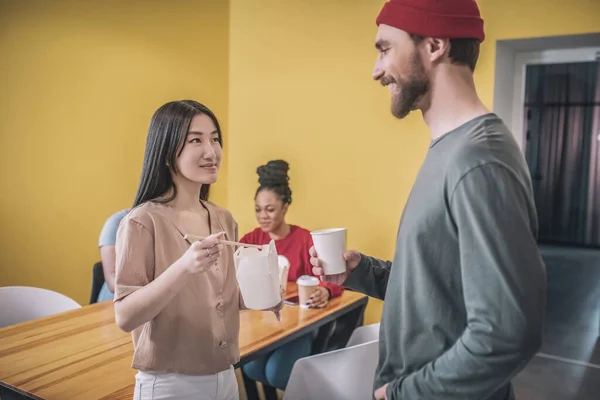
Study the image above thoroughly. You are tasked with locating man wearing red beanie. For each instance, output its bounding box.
[311,1,546,399]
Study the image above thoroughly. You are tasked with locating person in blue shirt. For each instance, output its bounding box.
[97,209,129,302]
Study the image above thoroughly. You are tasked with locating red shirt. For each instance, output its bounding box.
[239,225,343,298]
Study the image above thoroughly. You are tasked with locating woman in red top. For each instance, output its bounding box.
[240,160,343,396]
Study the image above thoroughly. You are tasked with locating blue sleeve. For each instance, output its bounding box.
[98,209,129,247]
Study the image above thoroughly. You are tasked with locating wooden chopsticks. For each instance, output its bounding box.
[183,234,263,249]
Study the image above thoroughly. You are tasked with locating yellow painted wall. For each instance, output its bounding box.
[227,0,600,325]
[0,0,229,304]
[1,0,598,320]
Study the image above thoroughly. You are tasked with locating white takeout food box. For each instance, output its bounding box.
[234,240,282,310]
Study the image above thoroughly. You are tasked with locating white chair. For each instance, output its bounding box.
[284,340,379,400]
[346,322,381,347]
[0,286,81,328]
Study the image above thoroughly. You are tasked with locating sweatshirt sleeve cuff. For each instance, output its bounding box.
[318,281,343,298]
[343,253,370,290]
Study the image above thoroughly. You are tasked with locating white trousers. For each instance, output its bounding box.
[133,366,239,400]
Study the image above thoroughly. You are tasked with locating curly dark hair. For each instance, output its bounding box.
[255,159,292,205]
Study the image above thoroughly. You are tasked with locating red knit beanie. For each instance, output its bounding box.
[376,0,485,42]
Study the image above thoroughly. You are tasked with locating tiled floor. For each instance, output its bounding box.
[512,356,600,400]
[512,245,600,399]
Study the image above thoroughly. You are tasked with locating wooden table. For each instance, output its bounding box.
[0,284,367,399]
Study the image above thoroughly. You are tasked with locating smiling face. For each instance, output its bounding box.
[254,189,289,233]
[174,113,222,186]
[372,24,431,119]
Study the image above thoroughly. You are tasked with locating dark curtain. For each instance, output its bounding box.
[524,61,600,247]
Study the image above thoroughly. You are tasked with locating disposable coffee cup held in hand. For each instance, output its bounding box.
[297,275,320,308]
[310,228,347,275]
[234,240,282,310]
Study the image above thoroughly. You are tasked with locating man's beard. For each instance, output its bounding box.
[381,52,430,119]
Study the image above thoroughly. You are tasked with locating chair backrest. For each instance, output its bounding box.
[0,286,81,328]
[90,261,105,304]
[346,322,381,347]
[284,340,379,400]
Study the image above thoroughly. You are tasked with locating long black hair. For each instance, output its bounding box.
[255,160,292,205]
[132,100,223,208]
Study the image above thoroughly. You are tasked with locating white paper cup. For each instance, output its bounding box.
[310,228,347,275]
[297,275,320,308]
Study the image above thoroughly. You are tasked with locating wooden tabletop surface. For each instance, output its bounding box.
[0,283,367,400]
